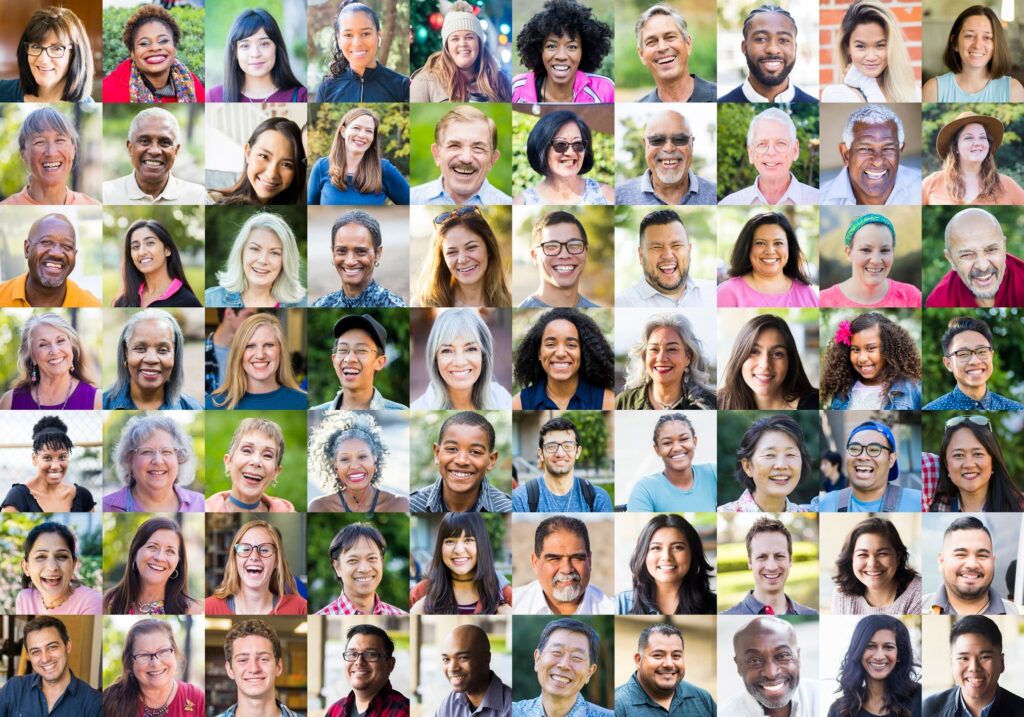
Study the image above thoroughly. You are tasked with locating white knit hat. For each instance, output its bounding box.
[442,2,485,43]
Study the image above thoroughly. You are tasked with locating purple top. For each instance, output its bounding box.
[11,382,98,410]
[207,85,308,102]
[102,484,205,512]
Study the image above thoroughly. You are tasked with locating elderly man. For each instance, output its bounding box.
[0,213,100,307]
[925,317,1024,410]
[513,618,611,717]
[722,518,817,615]
[925,517,1019,615]
[720,108,818,205]
[513,516,615,615]
[437,625,511,717]
[616,110,717,205]
[312,314,407,410]
[326,625,410,717]
[216,619,302,717]
[719,5,816,103]
[410,106,511,204]
[519,211,598,308]
[102,108,208,204]
[723,616,818,717]
[317,523,407,615]
[821,104,921,205]
[614,624,715,717]
[927,208,1024,308]
[635,6,717,102]
[511,417,612,512]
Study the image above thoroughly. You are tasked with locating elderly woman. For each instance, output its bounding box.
[831,517,921,615]
[103,309,201,410]
[717,414,813,512]
[820,214,922,308]
[206,520,306,614]
[206,418,295,512]
[308,411,409,512]
[0,7,94,102]
[102,414,205,512]
[1,107,99,206]
[2,416,95,513]
[512,0,614,103]
[312,210,407,308]
[415,207,511,307]
[930,415,1024,512]
[315,0,410,101]
[615,313,716,410]
[17,521,101,614]
[718,314,819,409]
[0,313,100,410]
[512,308,615,409]
[102,5,205,102]
[922,112,1024,205]
[718,212,818,308]
[206,212,306,308]
[103,521,197,614]
[514,110,614,205]
[209,117,306,205]
[113,220,200,308]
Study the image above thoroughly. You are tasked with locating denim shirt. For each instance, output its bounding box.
[103,382,202,410]
[205,285,306,308]
[829,377,922,410]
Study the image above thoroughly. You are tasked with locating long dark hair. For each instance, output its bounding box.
[934,421,1024,512]
[835,615,919,717]
[21,521,81,590]
[833,517,918,598]
[113,220,196,307]
[223,9,305,102]
[728,212,811,285]
[628,514,714,615]
[214,117,306,205]
[102,619,182,717]
[423,513,501,614]
[102,517,194,615]
[718,314,818,409]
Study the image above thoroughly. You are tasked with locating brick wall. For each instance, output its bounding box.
[819,0,923,85]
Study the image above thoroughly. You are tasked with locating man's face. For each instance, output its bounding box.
[332,536,383,601]
[644,113,693,187]
[531,222,588,293]
[638,14,692,85]
[537,428,581,478]
[839,121,902,205]
[940,529,995,602]
[742,13,796,88]
[942,330,993,393]
[332,223,379,295]
[25,216,76,290]
[531,529,591,609]
[534,629,596,700]
[952,633,1003,706]
[433,423,497,500]
[225,308,257,333]
[226,635,282,700]
[333,328,386,392]
[430,119,499,203]
[734,623,801,710]
[748,531,791,596]
[635,632,685,699]
[748,120,798,182]
[639,221,690,293]
[944,218,1007,303]
[344,633,394,696]
[440,627,491,695]
[25,627,70,685]
[127,114,180,186]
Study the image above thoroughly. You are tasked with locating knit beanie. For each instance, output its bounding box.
[442,1,485,44]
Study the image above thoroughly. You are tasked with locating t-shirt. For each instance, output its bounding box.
[848,381,885,409]
[819,280,922,308]
[206,386,307,410]
[717,277,819,307]
[816,487,923,512]
[511,476,612,512]
[627,465,717,512]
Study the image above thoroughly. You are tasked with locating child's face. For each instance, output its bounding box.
[849,325,886,385]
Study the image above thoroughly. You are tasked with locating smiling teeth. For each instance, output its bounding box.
[865,170,888,179]
[554,265,575,273]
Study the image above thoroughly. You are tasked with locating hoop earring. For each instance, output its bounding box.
[170,569,179,580]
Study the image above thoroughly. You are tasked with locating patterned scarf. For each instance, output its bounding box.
[129,58,197,103]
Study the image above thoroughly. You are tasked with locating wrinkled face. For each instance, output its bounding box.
[242,325,281,384]
[636,632,685,697]
[337,10,381,74]
[433,423,497,500]
[244,130,297,203]
[225,432,282,504]
[749,224,789,280]
[130,631,177,690]
[945,428,993,502]
[538,428,581,477]
[243,228,284,292]
[333,223,379,294]
[644,326,690,389]
[430,119,498,203]
[852,532,898,595]
[644,527,689,586]
[748,120,798,181]
[945,223,1007,302]
[131,429,180,496]
[130,227,171,278]
[29,324,74,381]
[333,328,385,391]
[531,222,587,292]
[22,532,76,603]
[640,221,690,293]
[128,115,179,186]
[748,530,791,594]
[943,330,993,393]
[741,327,789,402]
[539,319,580,383]
[442,225,489,291]
[25,627,70,685]
[644,113,693,186]
[226,635,281,699]
[333,536,383,600]
[638,14,692,84]
[845,429,895,495]
[861,629,898,683]
[130,21,177,79]
[32,444,69,487]
[126,319,175,393]
[233,525,277,593]
[956,14,995,70]
[333,437,377,494]
[343,114,376,155]
[441,629,490,694]
[742,430,802,502]
[344,633,393,694]
[236,28,277,79]
[435,331,483,393]
[955,123,991,164]
[541,32,581,84]
[533,629,596,699]
[849,325,886,386]
[654,419,696,474]
[23,128,74,192]
[845,223,893,288]
[940,528,994,602]
[531,529,591,607]
[25,217,76,290]
[446,30,480,70]
[848,22,887,78]
[546,121,586,180]
[441,530,478,578]
[134,528,181,589]
[840,121,902,205]
[735,623,801,710]
[952,633,1003,705]
[742,13,796,88]
[26,31,72,91]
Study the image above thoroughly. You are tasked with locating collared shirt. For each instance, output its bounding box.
[614,673,715,717]
[325,681,409,717]
[717,489,811,513]
[924,584,1019,615]
[722,679,818,717]
[820,165,922,205]
[616,275,716,308]
[316,591,407,616]
[719,174,820,205]
[436,672,511,717]
[615,170,717,206]
[513,693,612,717]
[513,580,615,615]
[740,77,797,103]
[720,590,818,615]
[311,387,408,411]
[410,177,512,205]
[102,484,205,512]
[312,281,407,308]
[957,688,995,717]
[0,273,101,308]
[102,172,210,205]
[216,701,304,717]
[924,385,1024,410]
[0,671,101,717]
[408,477,512,513]
[102,382,202,410]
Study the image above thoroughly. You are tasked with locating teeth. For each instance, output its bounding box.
[553,265,575,273]
[449,470,473,478]
[452,167,476,175]
[865,170,888,179]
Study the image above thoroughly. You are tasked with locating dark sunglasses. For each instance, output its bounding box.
[550,139,587,155]
[434,207,481,225]
[646,133,692,148]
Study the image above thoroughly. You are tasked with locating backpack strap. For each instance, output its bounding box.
[882,484,904,512]
[527,478,540,512]
[836,488,853,512]
[580,479,596,511]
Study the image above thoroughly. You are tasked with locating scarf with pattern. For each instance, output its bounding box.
[129,58,197,103]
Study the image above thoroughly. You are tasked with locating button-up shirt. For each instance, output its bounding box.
[739,78,794,102]
[717,489,811,513]
[312,281,407,308]
[436,672,511,717]
[316,591,407,616]
[615,170,717,206]
[957,688,994,717]
[216,701,304,717]
[410,177,512,205]
[513,580,615,615]
[719,174,820,205]
[614,673,715,717]
[325,681,409,717]
[720,590,818,615]
[924,385,1024,410]
[0,672,101,717]
[513,693,612,717]
[615,275,716,308]
[408,477,512,513]
[311,387,408,411]
[820,164,922,205]
[102,172,210,205]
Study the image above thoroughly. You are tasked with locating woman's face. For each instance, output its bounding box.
[236,27,277,80]
[29,324,74,381]
[538,318,580,383]
[243,228,284,292]
[945,427,993,501]
[225,431,282,503]
[540,32,581,84]
[131,430,180,496]
[956,123,991,165]
[441,530,478,578]
[32,443,69,487]
[436,332,483,393]
[129,630,177,691]
[129,228,171,278]
[644,326,691,389]
[134,528,181,589]
[234,525,276,593]
[742,430,802,501]
[333,437,376,493]
[244,130,297,203]
[861,629,898,683]
[446,30,480,71]
[845,224,893,289]
[955,14,994,70]
[23,128,74,192]
[741,327,789,401]
[332,223,378,295]
[749,224,789,280]
[22,532,76,603]
[545,121,586,180]
[851,532,897,595]
[849,325,886,386]
[126,319,175,393]
[336,10,380,74]
[847,21,888,78]
[130,21,177,79]
[644,526,690,587]
[654,420,696,474]
[242,325,281,385]
[343,114,376,155]
[442,225,489,292]
[26,30,72,92]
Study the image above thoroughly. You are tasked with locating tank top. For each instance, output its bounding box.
[936,72,1010,101]
[11,382,98,410]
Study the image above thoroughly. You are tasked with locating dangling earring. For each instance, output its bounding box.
[30,362,39,384]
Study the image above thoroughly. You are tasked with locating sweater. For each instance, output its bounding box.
[831,574,922,615]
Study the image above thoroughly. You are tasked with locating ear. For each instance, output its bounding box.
[433,443,441,464]
[486,450,498,471]
[887,451,897,469]
[21,559,29,577]
[431,143,441,167]
[225,660,236,681]
[223,453,232,473]
[844,244,852,260]
[634,651,642,668]
[839,143,850,166]
[24,239,30,259]
[244,143,252,163]
[942,356,953,373]
[372,352,387,372]
[490,149,501,165]
[944,249,954,268]
[741,457,753,477]
[275,659,284,678]
[530,551,539,573]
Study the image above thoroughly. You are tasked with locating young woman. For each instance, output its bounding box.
[930,415,1024,512]
[209,9,307,102]
[409,513,511,615]
[0,7,94,102]
[827,615,921,717]
[206,212,306,308]
[718,415,813,513]
[17,521,101,614]
[206,418,295,512]
[822,313,922,409]
[113,220,200,308]
[627,414,717,512]
[922,112,1024,205]
[315,0,410,101]
[514,110,614,205]
[409,1,511,102]
[718,212,818,308]
[718,314,819,409]
[209,117,306,205]
[820,214,922,308]
[307,107,409,205]
[102,516,199,615]
[411,309,512,409]
[617,513,715,615]
[832,517,921,615]
[205,520,307,614]
[207,313,307,410]
[416,207,512,308]
[2,416,95,512]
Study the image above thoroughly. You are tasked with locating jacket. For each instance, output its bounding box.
[829,377,922,410]
[204,285,306,308]
[102,58,205,103]
[511,70,614,103]
[409,68,450,102]
[923,686,1024,717]
[315,64,410,102]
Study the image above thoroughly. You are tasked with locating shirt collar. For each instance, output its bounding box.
[332,387,387,410]
[423,476,493,511]
[127,172,184,201]
[634,273,698,301]
[453,672,505,712]
[425,176,494,205]
[957,687,995,717]
[640,169,701,200]
[742,77,796,103]
[950,385,996,409]
[337,590,385,615]
[752,174,801,203]
[138,277,183,301]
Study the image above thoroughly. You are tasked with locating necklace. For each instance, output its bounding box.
[135,599,166,615]
[141,681,176,717]
[228,494,263,511]
[33,379,74,410]
[647,386,681,410]
[42,590,72,610]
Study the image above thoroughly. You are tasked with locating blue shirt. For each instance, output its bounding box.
[517,294,599,309]
[519,377,606,410]
[511,476,613,513]
[410,177,512,205]
[102,383,201,410]
[307,156,409,205]
[627,466,717,512]
[514,694,611,717]
[614,673,715,717]
[312,281,407,308]
[924,385,1024,410]
[207,386,307,410]
[204,286,306,308]
[614,170,717,206]
[829,377,921,410]
[0,672,101,717]
[216,702,303,717]
[816,487,922,512]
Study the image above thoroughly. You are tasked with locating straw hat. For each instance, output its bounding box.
[935,111,1004,159]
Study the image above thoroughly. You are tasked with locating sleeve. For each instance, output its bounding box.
[843,66,887,102]
[716,280,739,307]
[307,159,323,205]
[73,485,96,512]
[381,161,410,205]
[595,486,613,512]
[192,75,205,102]
[0,485,28,511]
[511,487,527,512]
[409,71,429,102]
[315,81,328,102]
[399,75,411,101]
[626,479,654,512]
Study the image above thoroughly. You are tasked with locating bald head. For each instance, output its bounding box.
[644,110,694,188]
[944,208,1004,252]
[943,208,1007,306]
[732,616,797,653]
[28,214,76,242]
[441,624,492,696]
[733,617,801,710]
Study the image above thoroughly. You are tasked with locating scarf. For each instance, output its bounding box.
[129,59,197,103]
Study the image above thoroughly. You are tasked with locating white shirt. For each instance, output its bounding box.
[615,274,716,308]
[719,173,820,205]
[721,679,819,717]
[512,580,616,615]
[741,77,796,103]
[410,381,512,409]
[820,164,922,205]
[103,172,210,205]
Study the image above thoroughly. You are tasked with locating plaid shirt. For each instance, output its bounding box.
[317,591,407,616]
[921,452,938,511]
[205,332,221,396]
[326,682,409,717]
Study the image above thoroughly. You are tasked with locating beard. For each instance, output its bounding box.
[643,264,688,292]
[551,572,583,602]
[746,54,795,88]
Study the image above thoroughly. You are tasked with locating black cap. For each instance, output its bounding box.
[333,314,387,352]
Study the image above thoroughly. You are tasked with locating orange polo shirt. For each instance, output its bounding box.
[0,273,101,307]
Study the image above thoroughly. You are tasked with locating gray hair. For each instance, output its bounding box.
[128,107,180,144]
[19,107,78,154]
[623,312,713,391]
[747,107,798,146]
[309,411,389,493]
[842,104,904,147]
[332,210,382,251]
[635,5,689,47]
[16,312,97,390]
[215,212,305,304]
[108,309,186,407]
[425,309,496,409]
[113,413,197,487]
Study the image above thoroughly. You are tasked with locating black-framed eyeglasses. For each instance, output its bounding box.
[24,42,72,58]
[132,647,174,665]
[542,440,579,454]
[234,543,276,558]
[945,415,992,432]
[535,239,587,256]
[846,442,892,458]
[434,207,480,225]
[343,650,384,663]
[645,133,692,148]
[946,347,993,362]
[550,139,587,155]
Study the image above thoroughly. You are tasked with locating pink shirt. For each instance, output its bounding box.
[16,585,103,615]
[819,280,922,308]
[0,186,100,205]
[717,276,819,307]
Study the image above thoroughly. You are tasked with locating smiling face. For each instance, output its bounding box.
[635,631,685,699]
[234,525,277,593]
[531,529,591,607]
[944,218,1007,303]
[128,114,180,187]
[131,430,180,496]
[27,31,72,92]
[742,12,796,89]
[332,223,379,296]
[742,430,801,503]
[638,14,692,84]
[25,627,70,685]
[861,629,898,685]
[441,530,478,578]
[343,113,376,156]
[431,119,499,204]
[130,21,177,80]
[333,327,385,391]
[242,325,281,386]
[952,632,1003,706]
[845,223,894,289]
[25,216,76,290]
[29,323,73,382]
[243,228,284,292]
[849,325,886,386]
[748,532,790,598]
[446,30,480,71]
[130,227,171,278]
[945,427,993,503]
[644,526,689,587]
[541,32,581,85]
[434,423,497,501]
[225,432,282,504]
[333,536,382,600]
[333,437,377,494]
[845,428,895,497]
[749,223,789,280]
[337,10,381,74]
[134,528,181,590]
[749,120,798,181]
[244,130,297,203]
[940,528,994,602]
[538,319,580,383]
[22,532,76,604]
[956,14,994,70]
[538,428,581,479]
[345,633,393,695]
[848,22,888,78]
[742,327,790,402]
[840,121,902,205]
[955,123,991,165]
[126,319,175,394]
[852,532,898,596]
[436,331,483,393]
[534,628,596,699]
[23,128,74,193]
[531,222,587,292]
[545,121,586,180]
[644,112,693,186]
[442,224,489,292]
[130,630,177,690]
[654,419,696,474]
[640,220,690,293]
[441,627,490,695]
[32,444,69,487]
[236,28,276,80]
[644,326,690,389]
[227,634,281,699]
[943,330,993,394]
[735,622,800,710]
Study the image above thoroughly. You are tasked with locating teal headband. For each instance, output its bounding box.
[844,213,896,246]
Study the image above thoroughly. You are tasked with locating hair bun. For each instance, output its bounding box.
[33,415,68,437]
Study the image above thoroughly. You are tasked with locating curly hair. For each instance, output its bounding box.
[513,308,614,391]
[628,514,715,615]
[515,0,612,76]
[728,212,811,285]
[933,420,1024,512]
[309,411,389,493]
[820,312,921,406]
[833,517,919,598]
[834,615,919,717]
[121,5,180,53]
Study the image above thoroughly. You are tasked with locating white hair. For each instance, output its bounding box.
[129,107,181,144]
[635,5,689,46]
[215,212,305,304]
[747,107,798,146]
[842,104,904,147]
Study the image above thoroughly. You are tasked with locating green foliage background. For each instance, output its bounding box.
[307,102,410,181]
[921,206,1024,297]
[510,615,614,705]
[717,537,818,609]
[922,411,1024,479]
[102,6,207,85]
[409,410,512,492]
[101,104,205,183]
[409,103,512,196]
[511,111,615,197]
[204,0,308,90]
[510,0,614,80]
[204,206,308,293]
[921,103,1024,184]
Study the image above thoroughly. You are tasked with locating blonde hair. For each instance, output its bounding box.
[228,418,285,467]
[215,212,306,305]
[211,520,298,600]
[14,313,97,390]
[328,108,383,195]
[835,0,916,102]
[415,210,511,307]
[209,314,301,410]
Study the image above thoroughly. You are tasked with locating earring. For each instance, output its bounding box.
[375,261,380,267]
[29,362,39,384]
[170,569,179,580]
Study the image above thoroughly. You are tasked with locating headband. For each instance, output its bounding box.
[844,213,895,246]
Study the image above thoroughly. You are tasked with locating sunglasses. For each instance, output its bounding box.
[944,415,991,431]
[646,133,692,148]
[434,207,480,225]
[550,139,587,155]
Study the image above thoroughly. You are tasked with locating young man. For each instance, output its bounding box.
[216,619,302,717]
[924,517,1018,615]
[511,417,612,512]
[326,625,409,717]
[926,317,1023,409]
[518,212,598,309]
[436,625,511,717]
[615,624,715,717]
[721,518,816,615]
[317,524,406,615]
[718,5,816,103]
[312,314,407,410]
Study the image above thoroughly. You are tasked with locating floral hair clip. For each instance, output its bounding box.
[835,320,852,346]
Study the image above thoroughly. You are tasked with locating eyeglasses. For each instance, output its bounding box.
[752,140,792,155]
[946,347,993,362]
[234,543,276,558]
[132,647,175,665]
[335,345,378,360]
[645,133,692,148]
[24,43,72,58]
[542,440,579,454]
[434,207,480,225]
[343,650,384,663]
[535,239,587,256]
[134,448,183,463]
[846,442,892,458]
[550,139,587,155]
[945,415,992,431]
